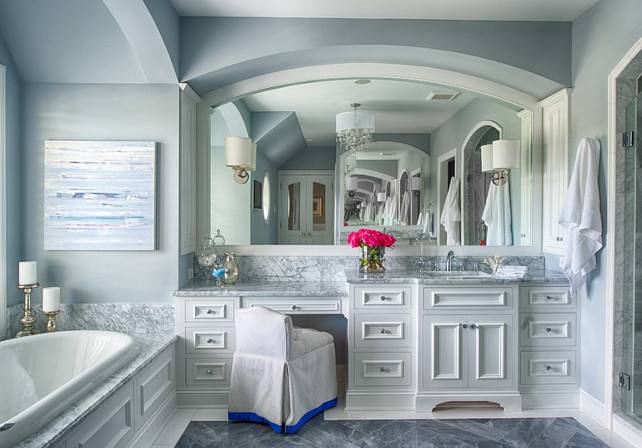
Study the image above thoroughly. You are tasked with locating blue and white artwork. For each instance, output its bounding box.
[44,140,157,251]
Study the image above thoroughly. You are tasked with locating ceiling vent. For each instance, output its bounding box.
[426,91,461,101]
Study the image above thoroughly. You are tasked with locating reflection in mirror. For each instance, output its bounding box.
[205,78,531,246]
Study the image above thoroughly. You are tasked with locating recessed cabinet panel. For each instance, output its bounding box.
[243,298,342,314]
[354,352,411,387]
[522,287,575,310]
[520,351,577,385]
[424,288,511,309]
[423,315,467,389]
[185,299,235,323]
[470,317,512,388]
[137,350,174,429]
[355,286,411,311]
[185,327,235,354]
[185,357,233,388]
[354,314,411,348]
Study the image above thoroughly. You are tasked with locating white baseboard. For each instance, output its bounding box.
[613,414,642,447]
[579,389,608,427]
[129,391,178,448]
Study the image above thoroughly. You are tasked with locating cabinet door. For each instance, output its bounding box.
[423,315,468,389]
[279,175,308,244]
[468,314,513,389]
[540,89,569,255]
[306,175,334,244]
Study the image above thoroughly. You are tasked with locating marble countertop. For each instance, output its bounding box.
[16,330,177,448]
[345,269,568,285]
[174,280,349,297]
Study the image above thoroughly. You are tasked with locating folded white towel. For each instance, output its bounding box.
[559,138,603,292]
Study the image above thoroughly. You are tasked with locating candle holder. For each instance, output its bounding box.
[45,310,60,332]
[16,282,39,337]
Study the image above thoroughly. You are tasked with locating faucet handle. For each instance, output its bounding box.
[458,262,465,272]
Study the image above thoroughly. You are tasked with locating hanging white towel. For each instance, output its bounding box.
[416,210,423,227]
[422,210,431,235]
[440,177,461,245]
[400,191,410,225]
[482,181,513,246]
[559,138,603,292]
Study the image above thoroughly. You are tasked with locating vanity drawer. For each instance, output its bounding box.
[184,299,235,324]
[521,287,574,310]
[354,314,411,348]
[185,327,235,354]
[520,313,576,347]
[354,352,412,387]
[185,357,232,388]
[243,297,342,314]
[353,286,411,311]
[423,287,512,310]
[520,351,577,385]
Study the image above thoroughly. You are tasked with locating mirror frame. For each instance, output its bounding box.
[195,63,543,256]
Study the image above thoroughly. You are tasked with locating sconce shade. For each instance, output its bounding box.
[376,192,387,202]
[346,176,359,191]
[224,137,255,170]
[481,144,494,172]
[492,139,520,169]
[411,177,423,191]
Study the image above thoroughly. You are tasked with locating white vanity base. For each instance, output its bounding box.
[415,391,523,412]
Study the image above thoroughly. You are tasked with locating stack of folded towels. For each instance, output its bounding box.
[495,265,528,279]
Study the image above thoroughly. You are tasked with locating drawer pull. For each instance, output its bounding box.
[379,328,388,334]
[546,365,552,371]
[206,309,216,314]
[207,338,216,344]
[545,327,552,333]
[379,366,389,373]
[290,304,298,310]
[380,296,390,301]
[206,369,213,375]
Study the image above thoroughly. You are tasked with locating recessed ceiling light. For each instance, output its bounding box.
[354,79,371,85]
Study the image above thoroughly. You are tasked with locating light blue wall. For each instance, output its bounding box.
[142,0,180,79]
[570,0,642,403]
[21,84,181,304]
[180,18,572,97]
[374,134,430,155]
[0,30,22,306]
[280,146,336,171]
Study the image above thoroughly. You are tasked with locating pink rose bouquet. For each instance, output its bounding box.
[348,229,396,273]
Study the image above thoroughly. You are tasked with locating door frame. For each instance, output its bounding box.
[278,170,334,244]
[437,148,459,245]
[0,64,6,339]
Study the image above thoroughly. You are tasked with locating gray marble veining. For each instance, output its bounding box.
[345,269,568,285]
[5,303,176,448]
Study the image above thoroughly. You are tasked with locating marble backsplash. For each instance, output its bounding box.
[7,303,174,339]
[194,255,546,282]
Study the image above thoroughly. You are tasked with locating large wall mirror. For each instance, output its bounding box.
[203,77,533,247]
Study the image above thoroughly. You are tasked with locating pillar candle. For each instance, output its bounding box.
[18,261,37,285]
[42,287,61,313]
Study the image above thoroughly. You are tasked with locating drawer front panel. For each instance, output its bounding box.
[354,314,411,348]
[521,313,576,347]
[522,287,575,309]
[185,357,233,388]
[185,327,235,354]
[423,287,512,309]
[520,351,577,385]
[243,298,342,314]
[354,352,412,387]
[354,287,411,311]
[185,299,235,323]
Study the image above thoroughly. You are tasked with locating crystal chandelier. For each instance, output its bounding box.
[336,103,375,152]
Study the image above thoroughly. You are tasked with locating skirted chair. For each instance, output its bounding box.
[228,306,337,433]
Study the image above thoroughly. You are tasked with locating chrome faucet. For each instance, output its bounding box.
[446,250,455,271]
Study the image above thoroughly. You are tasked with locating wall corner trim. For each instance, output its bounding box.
[579,389,608,427]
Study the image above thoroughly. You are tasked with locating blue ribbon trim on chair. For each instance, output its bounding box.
[228,397,338,434]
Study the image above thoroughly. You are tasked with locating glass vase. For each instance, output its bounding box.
[359,246,386,273]
[222,252,239,285]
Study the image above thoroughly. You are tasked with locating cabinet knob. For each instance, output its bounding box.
[470,324,477,330]
[379,366,389,373]
[206,369,213,375]
[545,327,552,333]
[380,295,389,301]
[545,365,552,371]
[546,295,554,300]
[207,338,216,344]
[461,324,468,329]
[206,309,216,314]
[291,304,298,310]
[380,328,388,334]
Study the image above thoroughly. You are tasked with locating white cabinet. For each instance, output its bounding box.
[540,89,570,255]
[279,171,334,245]
[423,314,512,390]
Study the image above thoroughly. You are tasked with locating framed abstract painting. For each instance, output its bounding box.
[44,140,157,251]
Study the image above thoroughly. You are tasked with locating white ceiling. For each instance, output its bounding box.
[242,79,515,146]
[170,0,599,21]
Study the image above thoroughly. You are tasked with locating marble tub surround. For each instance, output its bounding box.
[192,255,546,282]
[175,279,348,297]
[8,305,176,448]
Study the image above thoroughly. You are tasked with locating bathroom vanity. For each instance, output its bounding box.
[173,269,575,414]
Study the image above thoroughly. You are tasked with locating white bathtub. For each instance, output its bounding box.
[0,330,137,447]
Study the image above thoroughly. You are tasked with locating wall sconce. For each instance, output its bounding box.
[411,176,423,191]
[481,139,520,185]
[376,192,387,202]
[346,176,359,191]
[225,136,256,184]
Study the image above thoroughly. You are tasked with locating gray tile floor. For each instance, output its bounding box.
[174,416,610,447]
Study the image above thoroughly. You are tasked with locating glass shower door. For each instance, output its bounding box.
[621,90,642,423]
